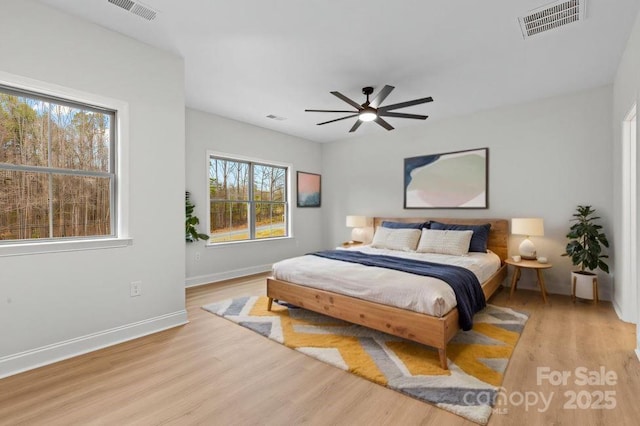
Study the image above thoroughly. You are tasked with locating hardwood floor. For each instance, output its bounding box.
[1,274,639,425]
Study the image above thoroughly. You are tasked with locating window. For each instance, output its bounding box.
[209,154,288,243]
[0,85,116,242]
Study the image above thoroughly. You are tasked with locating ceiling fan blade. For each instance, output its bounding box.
[375,116,394,131]
[379,111,429,120]
[369,85,395,108]
[305,109,358,113]
[317,114,359,126]
[379,96,433,112]
[331,91,363,110]
[349,120,363,133]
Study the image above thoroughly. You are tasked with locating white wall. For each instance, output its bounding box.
[322,86,614,298]
[0,1,186,377]
[185,109,324,286]
[612,10,640,353]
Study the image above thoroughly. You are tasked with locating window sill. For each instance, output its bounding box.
[206,236,293,248]
[0,238,133,257]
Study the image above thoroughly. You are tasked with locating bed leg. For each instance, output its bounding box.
[267,297,273,311]
[438,349,448,370]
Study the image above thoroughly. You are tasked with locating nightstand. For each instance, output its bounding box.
[505,258,552,303]
[341,240,363,248]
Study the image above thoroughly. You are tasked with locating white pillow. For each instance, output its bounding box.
[371,226,422,252]
[416,229,473,256]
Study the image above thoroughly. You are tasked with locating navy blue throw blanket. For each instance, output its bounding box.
[310,250,486,330]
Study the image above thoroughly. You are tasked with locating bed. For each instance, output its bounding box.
[266,217,508,370]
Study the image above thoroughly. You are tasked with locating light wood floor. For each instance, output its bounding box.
[1,274,639,425]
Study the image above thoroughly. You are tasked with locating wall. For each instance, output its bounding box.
[0,1,186,377]
[185,109,324,286]
[322,86,613,298]
[612,9,640,355]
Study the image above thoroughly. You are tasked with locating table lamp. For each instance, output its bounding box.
[346,215,367,243]
[511,218,544,260]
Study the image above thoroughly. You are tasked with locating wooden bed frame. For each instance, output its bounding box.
[266,217,509,370]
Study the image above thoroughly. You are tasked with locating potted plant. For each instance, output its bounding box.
[186,191,210,242]
[562,205,609,301]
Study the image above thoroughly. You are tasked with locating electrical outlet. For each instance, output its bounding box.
[195,251,201,262]
[130,281,142,297]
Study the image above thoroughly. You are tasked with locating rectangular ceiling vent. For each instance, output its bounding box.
[108,0,157,21]
[518,0,585,39]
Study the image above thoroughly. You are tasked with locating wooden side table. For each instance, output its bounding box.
[505,259,553,303]
[341,240,363,248]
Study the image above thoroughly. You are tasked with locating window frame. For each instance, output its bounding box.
[0,84,117,242]
[207,151,291,245]
[0,71,131,256]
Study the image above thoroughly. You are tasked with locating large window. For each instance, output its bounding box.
[209,154,288,243]
[0,85,115,242]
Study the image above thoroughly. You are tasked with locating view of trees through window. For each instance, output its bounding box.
[209,156,287,243]
[0,87,115,241]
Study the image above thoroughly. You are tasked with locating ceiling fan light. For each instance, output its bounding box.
[359,110,377,122]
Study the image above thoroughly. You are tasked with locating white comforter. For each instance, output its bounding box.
[271,245,501,317]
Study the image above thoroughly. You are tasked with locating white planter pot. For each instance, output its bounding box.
[571,271,598,301]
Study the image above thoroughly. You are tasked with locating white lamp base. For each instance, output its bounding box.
[351,227,374,244]
[518,238,537,260]
[351,228,364,243]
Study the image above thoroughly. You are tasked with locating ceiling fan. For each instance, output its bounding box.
[305,85,433,133]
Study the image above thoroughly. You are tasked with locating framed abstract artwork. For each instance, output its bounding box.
[404,148,488,209]
[297,171,321,207]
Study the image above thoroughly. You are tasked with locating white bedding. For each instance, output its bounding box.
[271,245,501,317]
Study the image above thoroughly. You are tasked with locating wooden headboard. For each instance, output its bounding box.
[373,217,509,263]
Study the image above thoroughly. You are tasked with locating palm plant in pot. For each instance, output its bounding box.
[562,205,609,301]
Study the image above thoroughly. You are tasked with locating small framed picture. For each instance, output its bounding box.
[297,171,321,207]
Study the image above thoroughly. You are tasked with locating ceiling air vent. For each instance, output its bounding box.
[518,0,585,39]
[107,0,157,21]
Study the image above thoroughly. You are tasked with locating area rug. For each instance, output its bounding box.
[202,296,528,425]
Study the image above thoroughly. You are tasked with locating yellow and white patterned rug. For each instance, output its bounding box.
[203,296,528,425]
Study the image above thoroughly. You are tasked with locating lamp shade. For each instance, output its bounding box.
[511,218,544,237]
[346,215,367,228]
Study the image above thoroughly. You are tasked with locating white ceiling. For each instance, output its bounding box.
[38,0,640,142]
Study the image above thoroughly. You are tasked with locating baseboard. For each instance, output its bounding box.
[185,264,272,288]
[611,300,638,323]
[0,310,188,379]
[613,299,624,320]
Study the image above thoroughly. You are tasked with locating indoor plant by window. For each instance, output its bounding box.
[562,205,609,300]
[186,191,210,242]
